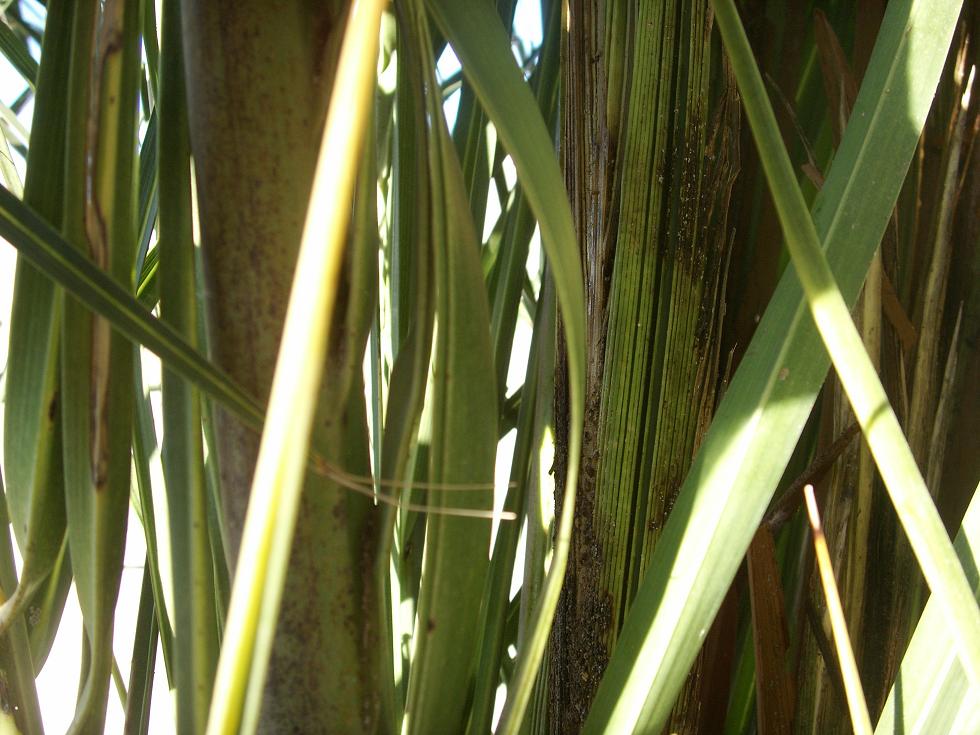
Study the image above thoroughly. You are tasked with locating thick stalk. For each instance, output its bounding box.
[550,2,737,731]
[179,1,381,731]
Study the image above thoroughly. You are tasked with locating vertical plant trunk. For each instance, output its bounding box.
[179,2,380,731]
[550,2,738,731]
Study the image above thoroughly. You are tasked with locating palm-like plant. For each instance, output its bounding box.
[0,0,976,733]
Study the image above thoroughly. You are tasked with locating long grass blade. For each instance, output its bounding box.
[402,8,498,730]
[425,2,587,729]
[804,485,872,735]
[1,0,73,652]
[157,0,218,730]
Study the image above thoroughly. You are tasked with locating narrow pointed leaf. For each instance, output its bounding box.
[425,2,587,728]
[0,183,263,427]
[403,8,496,728]
[1,0,73,645]
[158,0,218,730]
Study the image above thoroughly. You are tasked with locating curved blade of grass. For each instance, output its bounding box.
[585,0,966,731]
[377,10,435,730]
[6,0,76,684]
[0,115,64,643]
[713,0,980,684]
[204,2,386,732]
[1,0,72,648]
[402,8,498,728]
[425,2,587,729]
[875,482,980,735]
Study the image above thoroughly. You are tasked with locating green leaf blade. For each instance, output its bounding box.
[425,2,587,728]
[874,484,980,734]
